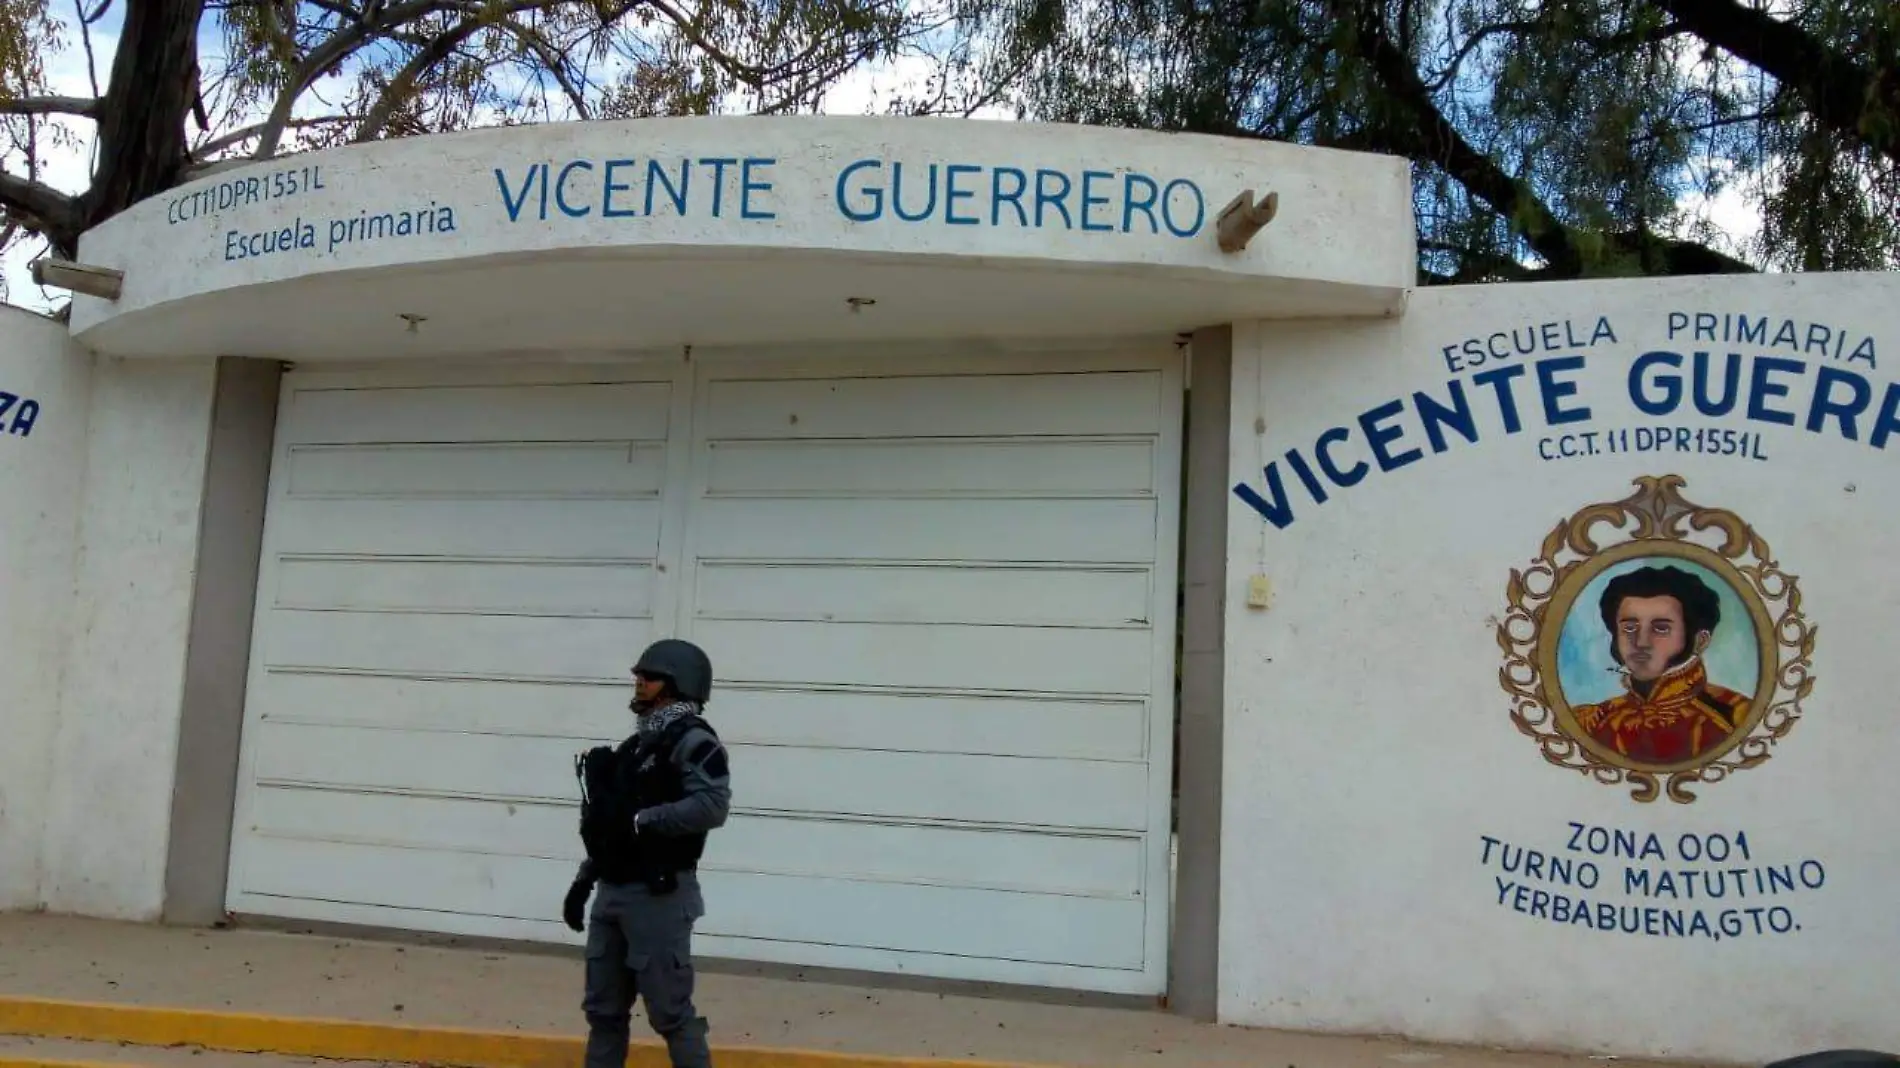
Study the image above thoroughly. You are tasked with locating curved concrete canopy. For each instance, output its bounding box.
[71,115,1417,360]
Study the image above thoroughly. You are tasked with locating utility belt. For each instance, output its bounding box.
[594,855,695,894]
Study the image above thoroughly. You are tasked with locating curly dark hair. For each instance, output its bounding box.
[1597,565,1722,664]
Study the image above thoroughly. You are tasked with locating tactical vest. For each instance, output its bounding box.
[576,714,717,888]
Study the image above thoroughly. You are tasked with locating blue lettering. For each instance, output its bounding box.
[1471,365,1527,433]
[1747,356,1802,425]
[556,160,594,218]
[1314,426,1367,486]
[1480,835,1501,864]
[1122,173,1159,233]
[648,159,689,216]
[602,160,638,218]
[1415,381,1479,453]
[1807,366,1871,439]
[891,162,938,222]
[699,157,737,216]
[836,159,883,222]
[1536,355,1592,425]
[9,397,38,436]
[1035,169,1073,229]
[1080,170,1114,232]
[1871,383,1900,449]
[1161,179,1204,237]
[1359,400,1422,471]
[1629,350,1683,415]
[944,164,981,225]
[1692,351,1741,416]
[1283,449,1328,503]
[495,166,538,222]
[1234,463,1296,529]
[741,157,776,220]
[992,167,1029,226]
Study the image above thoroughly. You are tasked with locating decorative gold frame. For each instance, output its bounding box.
[1497,475,1817,804]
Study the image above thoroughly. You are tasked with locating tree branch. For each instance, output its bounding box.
[1339,0,1585,274]
[76,0,103,98]
[0,170,80,246]
[502,22,594,119]
[250,0,467,159]
[1603,228,1755,274]
[0,95,101,118]
[192,114,361,160]
[1342,0,1755,279]
[643,0,785,82]
[1650,0,1898,163]
[352,16,492,142]
[1425,20,1539,92]
[1419,239,1545,282]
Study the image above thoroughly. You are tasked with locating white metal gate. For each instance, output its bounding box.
[226,347,1181,994]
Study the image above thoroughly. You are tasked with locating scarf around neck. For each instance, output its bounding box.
[637,699,701,740]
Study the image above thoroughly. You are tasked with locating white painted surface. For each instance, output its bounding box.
[69,117,1414,359]
[1219,271,1900,1060]
[0,308,92,910]
[39,358,217,919]
[229,349,1181,993]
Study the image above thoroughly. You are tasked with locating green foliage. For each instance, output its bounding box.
[198,0,930,148]
[964,0,1900,278]
[0,0,1892,289]
[0,0,60,98]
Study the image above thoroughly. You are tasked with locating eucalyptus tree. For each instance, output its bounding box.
[967,0,1899,280]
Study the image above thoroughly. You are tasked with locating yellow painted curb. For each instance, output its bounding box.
[0,1057,136,1068]
[0,997,1036,1068]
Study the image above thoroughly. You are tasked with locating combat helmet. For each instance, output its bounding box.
[633,638,714,704]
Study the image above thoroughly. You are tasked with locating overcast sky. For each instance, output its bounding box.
[0,6,1766,313]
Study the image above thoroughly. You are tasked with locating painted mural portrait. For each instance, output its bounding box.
[1498,475,1816,805]
[1561,562,1753,766]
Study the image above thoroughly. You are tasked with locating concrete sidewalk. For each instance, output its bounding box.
[0,914,1691,1068]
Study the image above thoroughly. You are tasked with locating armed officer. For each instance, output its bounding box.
[564,638,731,1068]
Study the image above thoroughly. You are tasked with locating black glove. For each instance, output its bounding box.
[563,877,593,932]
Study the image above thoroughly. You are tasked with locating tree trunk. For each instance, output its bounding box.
[77,0,207,245]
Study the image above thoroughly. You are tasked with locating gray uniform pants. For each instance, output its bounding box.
[583,876,711,1068]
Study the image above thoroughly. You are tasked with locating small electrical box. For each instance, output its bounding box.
[1246,574,1273,609]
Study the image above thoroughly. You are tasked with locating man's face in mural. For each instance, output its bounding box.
[1613,595,1690,683]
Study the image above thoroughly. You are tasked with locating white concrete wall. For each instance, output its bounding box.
[0,307,93,910]
[70,117,1415,338]
[1220,271,1900,1063]
[39,357,217,919]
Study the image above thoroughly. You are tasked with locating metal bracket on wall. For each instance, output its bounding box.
[1215,190,1279,253]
